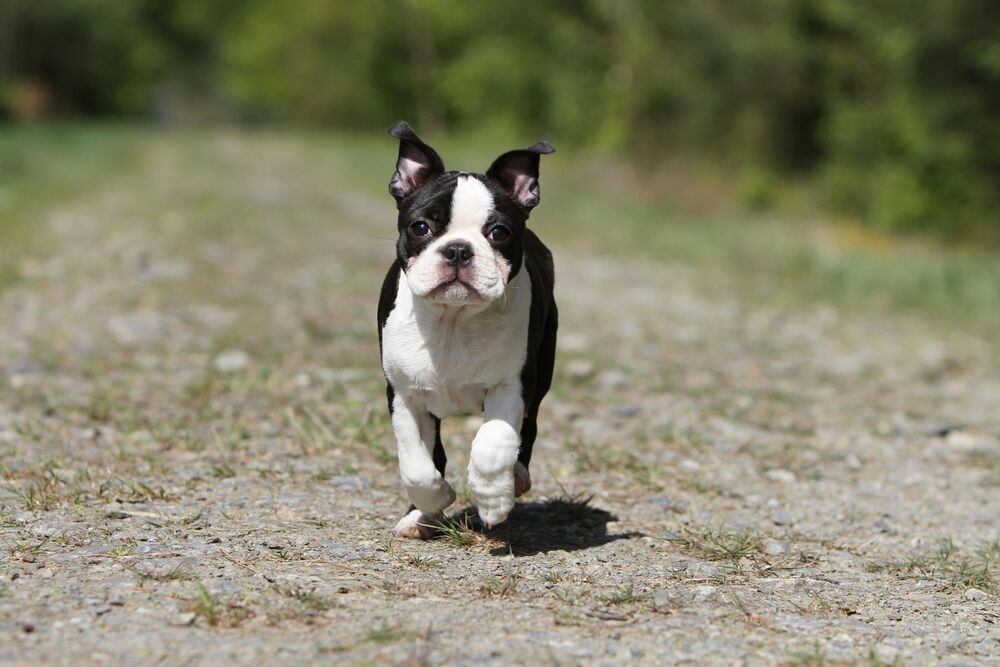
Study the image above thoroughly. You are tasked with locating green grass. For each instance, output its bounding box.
[296,127,1000,335]
[0,124,144,291]
[3,123,998,334]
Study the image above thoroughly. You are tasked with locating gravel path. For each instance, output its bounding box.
[1,134,998,666]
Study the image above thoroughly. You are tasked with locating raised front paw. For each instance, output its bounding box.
[468,464,515,527]
[401,470,456,515]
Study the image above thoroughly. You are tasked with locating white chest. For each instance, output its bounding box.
[381,271,532,417]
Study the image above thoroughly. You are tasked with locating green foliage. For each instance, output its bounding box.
[0,0,997,240]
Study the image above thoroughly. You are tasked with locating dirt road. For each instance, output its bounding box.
[1,134,998,665]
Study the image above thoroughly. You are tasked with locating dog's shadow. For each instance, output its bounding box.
[446,494,643,557]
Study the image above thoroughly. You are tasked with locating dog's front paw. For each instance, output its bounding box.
[394,509,441,539]
[468,421,519,527]
[468,464,515,527]
[401,470,456,515]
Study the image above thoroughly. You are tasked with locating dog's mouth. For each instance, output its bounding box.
[430,278,483,303]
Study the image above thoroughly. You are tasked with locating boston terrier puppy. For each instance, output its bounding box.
[378,121,558,538]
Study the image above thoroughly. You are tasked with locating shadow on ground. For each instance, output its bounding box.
[451,496,644,557]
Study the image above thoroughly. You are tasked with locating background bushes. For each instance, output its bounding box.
[1,0,996,241]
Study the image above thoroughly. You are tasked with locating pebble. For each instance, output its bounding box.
[93,604,112,616]
[329,475,366,492]
[765,469,797,484]
[688,562,723,578]
[213,349,250,373]
[651,590,673,610]
[170,612,197,627]
[763,540,789,557]
[611,404,639,418]
[963,588,988,601]
[771,512,793,526]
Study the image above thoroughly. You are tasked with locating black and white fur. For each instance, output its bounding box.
[377,122,558,538]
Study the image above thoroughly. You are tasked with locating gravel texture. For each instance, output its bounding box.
[1,134,998,666]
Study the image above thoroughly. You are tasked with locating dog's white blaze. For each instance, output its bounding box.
[404,175,510,302]
[449,174,493,229]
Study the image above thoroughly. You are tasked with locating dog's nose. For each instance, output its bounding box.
[440,241,474,267]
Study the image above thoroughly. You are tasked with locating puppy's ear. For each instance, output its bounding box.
[486,141,555,211]
[388,121,445,202]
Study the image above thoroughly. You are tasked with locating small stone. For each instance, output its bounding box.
[93,604,112,616]
[688,562,723,578]
[771,512,793,526]
[941,631,965,648]
[763,540,789,557]
[669,561,689,572]
[964,587,988,601]
[213,349,250,373]
[765,469,797,484]
[170,612,197,627]
[874,520,892,534]
[594,551,611,563]
[20,622,35,633]
[651,590,673,610]
[845,453,862,470]
[329,475,366,492]
[611,404,639,418]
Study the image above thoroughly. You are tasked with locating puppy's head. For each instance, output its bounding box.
[387,121,554,306]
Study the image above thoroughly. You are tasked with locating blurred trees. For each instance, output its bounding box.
[0,0,997,239]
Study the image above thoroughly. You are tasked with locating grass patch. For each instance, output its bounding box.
[890,537,999,592]
[601,582,648,606]
[678,525,764,563]
[188,580,253,627]
[0,124,143,292]
[480,557,518,598]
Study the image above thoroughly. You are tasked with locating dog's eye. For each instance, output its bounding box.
[409,220,431,237]
[487,225,511,242]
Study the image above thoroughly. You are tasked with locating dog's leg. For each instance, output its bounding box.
[391,394,455,538]
[468,378,524,527]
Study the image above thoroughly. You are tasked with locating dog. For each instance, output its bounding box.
[378,121,558,538]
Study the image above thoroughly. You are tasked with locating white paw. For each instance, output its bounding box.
[514,462,531,497]
[468,422,519,527]
[401,470,456,514]
[468,464,515,527]
[394,509,441,539]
